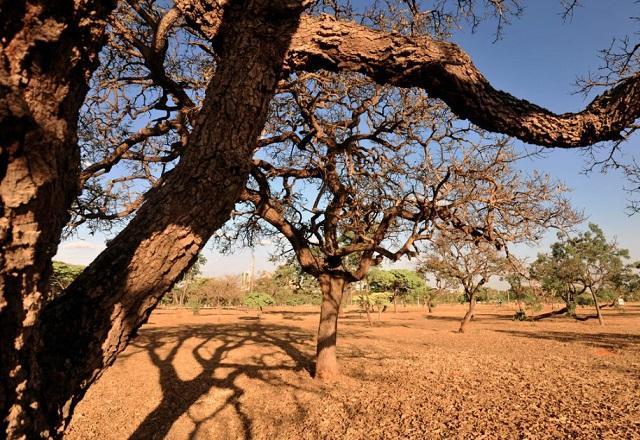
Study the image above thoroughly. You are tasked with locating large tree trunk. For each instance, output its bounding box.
[0,2,116,438]
[589,288,605,326]
[3,1,304,437]
[316,273,346,381]
[459,293,476,333]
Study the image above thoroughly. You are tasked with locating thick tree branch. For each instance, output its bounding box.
[176,3,640,147]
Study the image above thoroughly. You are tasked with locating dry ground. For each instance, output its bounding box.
[66,303,640,439]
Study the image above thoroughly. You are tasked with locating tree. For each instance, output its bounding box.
[368,268,426,312]
[199,275,244,307]
[1,2,118,437]
[264,260,322,305]
[531,223,631,325]
[172,253,207,306]
[2,1,637,436]
[49,262,85,297]
[353,291,391,323]
[242,292,275,317]
[420,269,459,313]
[216,62,576,378]
[420,234,508,333]
[2,0,306,436]
[502,270,544,320]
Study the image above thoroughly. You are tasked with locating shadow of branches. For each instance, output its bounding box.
[495,329,640,351]
[126,322,316,440]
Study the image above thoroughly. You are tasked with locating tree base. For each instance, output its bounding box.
[315,368,340,383]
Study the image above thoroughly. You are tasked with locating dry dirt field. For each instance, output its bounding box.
[65,303,640,439]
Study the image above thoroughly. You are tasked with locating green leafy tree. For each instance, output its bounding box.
[368,269,426,312]
[171,254,207,307]
[50,262,85,298]
[531,224,630,324]
[353,292,392,324]
[242,292,276,317]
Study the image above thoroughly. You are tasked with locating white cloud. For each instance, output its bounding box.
[60,241,105,251]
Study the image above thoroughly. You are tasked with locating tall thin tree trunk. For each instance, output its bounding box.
[5,2,305,437]
[459,293,476,333]
[316,274,346,381]
[172,289,179,306]
[589,288,605,325]
[0,2,116,438]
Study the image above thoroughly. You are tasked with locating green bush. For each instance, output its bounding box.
[187,296,202,315]
[576,294,594,306]
[513,310,528,321]
[242,292,275,311]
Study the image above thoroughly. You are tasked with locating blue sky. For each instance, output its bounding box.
[56,0,640,276]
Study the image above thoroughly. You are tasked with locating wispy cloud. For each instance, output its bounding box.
[61,241,104,251]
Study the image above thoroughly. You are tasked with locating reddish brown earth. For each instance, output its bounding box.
[65,303,640,439]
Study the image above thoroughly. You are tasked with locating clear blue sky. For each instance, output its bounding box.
[56,0,640,276]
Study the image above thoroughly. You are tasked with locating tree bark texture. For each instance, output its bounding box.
[0,1,116,438]
[316,273,346,381]
[3,1,304,437]
[459,294,476,333]
[176,4,640,148]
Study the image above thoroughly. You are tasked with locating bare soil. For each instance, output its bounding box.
[65,303,640,439]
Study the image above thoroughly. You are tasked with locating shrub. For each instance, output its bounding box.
[242,292,275,314]
[187,296,202,315]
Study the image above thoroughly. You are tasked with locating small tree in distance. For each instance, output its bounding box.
[419,268,460,313]
[368,269,426,312]
[420,234,509,333]
[531,223,632,325]
[242,292,276,318]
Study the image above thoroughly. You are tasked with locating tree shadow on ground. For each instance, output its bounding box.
[125,322,316,440]
[495,329,640,351]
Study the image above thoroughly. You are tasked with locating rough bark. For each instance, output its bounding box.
[3,1,304,437]
[316,273,346,381]
[176,4,640,148]
[459,294,476,333]
[0,1,116,438]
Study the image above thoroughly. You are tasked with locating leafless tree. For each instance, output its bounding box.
[214,70,578,378]
[420,234,508,332]
[0,0,636,436]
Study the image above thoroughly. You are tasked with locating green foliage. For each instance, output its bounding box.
[353,292,392,309]
[179,253,207,283]
[368,269,426,303]
[50,261,85,296]
[531,223,632,309]
[187,296,202,315]
[242,292,275,310]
